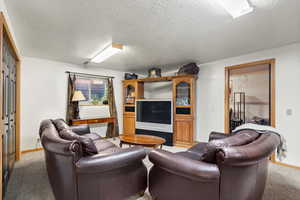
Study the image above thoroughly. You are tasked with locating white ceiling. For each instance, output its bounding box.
[5,0,300,72]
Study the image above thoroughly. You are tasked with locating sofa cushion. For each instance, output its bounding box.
[201,130,260,163]
[60,129,98,156]
[84,133,102,141]
[53,119,70,132]
[188,142,208,156]
[201,145,218,163]
[70,124,91,135]
[93,139,117,152]
[96,147,124,156]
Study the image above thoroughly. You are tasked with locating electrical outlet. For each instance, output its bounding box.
[286,109,292,116]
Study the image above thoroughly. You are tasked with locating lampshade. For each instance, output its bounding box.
[72,90,86,102]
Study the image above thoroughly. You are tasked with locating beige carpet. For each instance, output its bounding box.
[5,139,300,200]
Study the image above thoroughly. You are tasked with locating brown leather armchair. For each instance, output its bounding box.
[40,119,147,200]
[149,130,280,200]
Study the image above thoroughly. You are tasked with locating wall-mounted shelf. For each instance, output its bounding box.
[132,74,196,83]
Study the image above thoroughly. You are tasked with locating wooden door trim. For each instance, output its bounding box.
[224,59,275,71]
[1,13,20,61]
[0,13,3,200]
[224,68,230,133]
[224,59,276,160]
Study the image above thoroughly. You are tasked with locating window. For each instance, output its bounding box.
[75,77,108,106]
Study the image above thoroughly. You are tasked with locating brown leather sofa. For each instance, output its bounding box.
[149,130,280,200]
[39,119,147,200]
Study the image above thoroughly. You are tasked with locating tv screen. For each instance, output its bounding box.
[136,101,172,124]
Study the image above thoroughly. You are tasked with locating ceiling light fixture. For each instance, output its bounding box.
[216,0,254,18]
[90,43,123,63]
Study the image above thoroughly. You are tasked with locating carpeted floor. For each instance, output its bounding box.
[5,139,300,200]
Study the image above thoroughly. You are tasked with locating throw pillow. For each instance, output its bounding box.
[201,143,218,163]
[59,129,98,156]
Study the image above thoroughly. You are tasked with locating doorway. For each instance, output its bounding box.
[224,59,276,134]
[0,13,21,199]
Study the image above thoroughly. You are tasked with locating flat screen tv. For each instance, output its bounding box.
[136,99,173,133]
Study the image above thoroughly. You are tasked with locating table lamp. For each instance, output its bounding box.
[72,90,86,119]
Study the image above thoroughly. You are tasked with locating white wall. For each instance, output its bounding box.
[197,42,300,167]
[21,56,125,150]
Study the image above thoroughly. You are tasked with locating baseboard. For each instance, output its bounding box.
[21,147,44,154]
[173,142,194,148]
[174,144,193,148]
[272,161,300,170]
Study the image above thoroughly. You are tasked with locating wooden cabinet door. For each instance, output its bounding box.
[173,76,195,147]
[123,115,135,135]
[174,119,193,145]
[173,77,195,117]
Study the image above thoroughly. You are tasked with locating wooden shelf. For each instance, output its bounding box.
[176,105,192,108]
[123,75,196,83]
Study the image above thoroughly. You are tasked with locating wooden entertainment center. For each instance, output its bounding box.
[122,75,196,147]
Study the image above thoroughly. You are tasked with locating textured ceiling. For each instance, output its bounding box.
[5,0,300,72]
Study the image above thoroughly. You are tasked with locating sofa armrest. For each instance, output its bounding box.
[76,146,146,174]
[149,149,220,182]
[70,124,91,135]
[209,131,231,141]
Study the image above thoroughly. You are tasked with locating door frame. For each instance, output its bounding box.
[0,12,21,199]
[224,59,276,159]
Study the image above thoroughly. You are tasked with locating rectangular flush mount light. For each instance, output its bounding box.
[216,0,254,18]
[91,43,123,63]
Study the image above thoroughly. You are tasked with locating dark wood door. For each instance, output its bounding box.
[2,59,9,192]
[8,60,16,173]
[2,35,17,196]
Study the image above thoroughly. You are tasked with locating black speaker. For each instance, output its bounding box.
[176,107,191,115]
[125,106,135,112]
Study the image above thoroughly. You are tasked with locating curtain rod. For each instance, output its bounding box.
[65,71,115,79]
